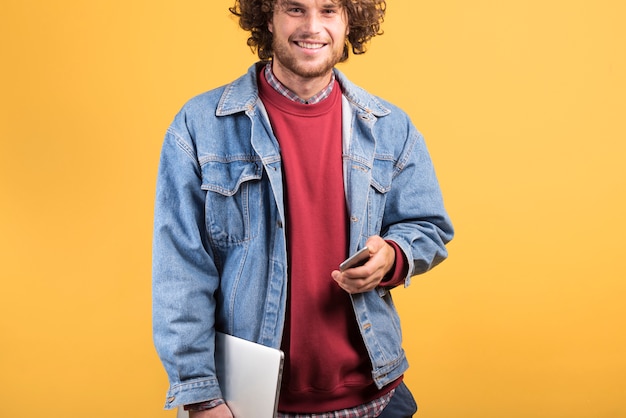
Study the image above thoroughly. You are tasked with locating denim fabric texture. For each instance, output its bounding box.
[152,62,454,409]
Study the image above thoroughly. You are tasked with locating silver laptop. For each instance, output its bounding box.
[177,332,284,418]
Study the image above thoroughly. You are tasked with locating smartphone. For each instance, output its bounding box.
[339,246,370,272]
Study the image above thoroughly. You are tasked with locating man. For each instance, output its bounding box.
[152,0,454,417]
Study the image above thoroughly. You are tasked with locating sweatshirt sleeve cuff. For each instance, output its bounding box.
[379,240,409,288]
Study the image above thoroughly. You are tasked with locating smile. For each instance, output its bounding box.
[295,41,326,50]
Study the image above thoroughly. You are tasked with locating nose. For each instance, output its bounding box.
[302,12,321,34]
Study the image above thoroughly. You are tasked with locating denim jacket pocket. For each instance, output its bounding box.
[201,159,264,247]
[367,157,394,234]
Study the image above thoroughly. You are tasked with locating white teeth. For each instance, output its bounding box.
[297,42,324,49]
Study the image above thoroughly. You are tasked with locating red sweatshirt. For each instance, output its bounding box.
[258,72,400,413]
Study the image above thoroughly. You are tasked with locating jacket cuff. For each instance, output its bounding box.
[164,377,223,410]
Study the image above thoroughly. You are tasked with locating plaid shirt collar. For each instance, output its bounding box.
[263,62,336,105]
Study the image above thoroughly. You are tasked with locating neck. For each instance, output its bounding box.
[270,61,333,101]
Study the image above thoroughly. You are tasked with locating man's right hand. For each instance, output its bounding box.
[189,404,233,418]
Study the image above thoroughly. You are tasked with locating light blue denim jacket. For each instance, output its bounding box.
[153,62,454,409]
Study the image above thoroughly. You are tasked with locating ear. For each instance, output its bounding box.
[268,19,273,33]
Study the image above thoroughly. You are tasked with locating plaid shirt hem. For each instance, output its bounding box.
[277,388,395,418]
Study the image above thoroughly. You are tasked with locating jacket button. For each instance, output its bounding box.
[277,220,283,229]
[167,396,176,403]
[350,216,359,222]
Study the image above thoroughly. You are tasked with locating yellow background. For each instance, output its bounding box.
[1,0,625,417]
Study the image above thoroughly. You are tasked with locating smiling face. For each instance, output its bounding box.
[268,0,349,91]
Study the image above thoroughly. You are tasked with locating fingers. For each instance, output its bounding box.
[188,404,234,418]
[332,236,396,294]
[332,268,379,294]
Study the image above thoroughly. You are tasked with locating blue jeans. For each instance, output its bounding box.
[378,382,418,418]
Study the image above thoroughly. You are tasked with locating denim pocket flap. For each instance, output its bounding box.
[201,159,263,196]
[370,158,394,194]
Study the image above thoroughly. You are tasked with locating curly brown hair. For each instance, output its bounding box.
[229,0,386,62]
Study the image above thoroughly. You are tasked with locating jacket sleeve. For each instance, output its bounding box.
[381,124,454,285]
[152,112,223,409]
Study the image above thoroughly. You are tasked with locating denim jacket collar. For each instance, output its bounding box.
[216,62,391,118]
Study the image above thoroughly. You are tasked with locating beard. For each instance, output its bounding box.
[271,36,346,79]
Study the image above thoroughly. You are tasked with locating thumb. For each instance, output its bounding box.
[365,235,386,253]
